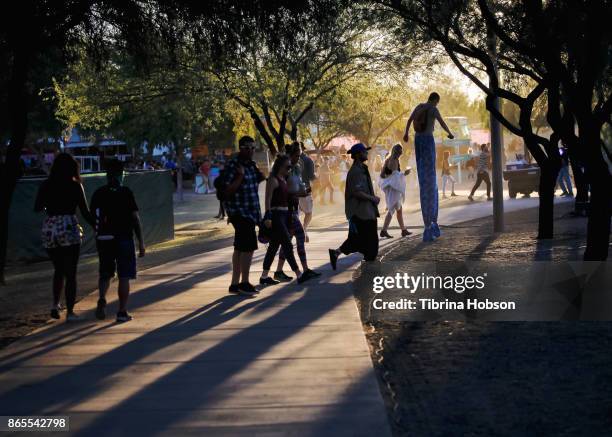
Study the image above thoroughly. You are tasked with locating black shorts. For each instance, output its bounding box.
[97,238,137,280]
[229,215,258,252]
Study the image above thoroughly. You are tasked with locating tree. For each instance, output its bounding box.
[55,48,229,201]
[2,0,352,282]
[187,3,397,155]
[377,0,611,260]
[519,0,611,260]
[299,104,348,153]
[0,0,161,283]
[338,77,413,146]
[300,69,484,152]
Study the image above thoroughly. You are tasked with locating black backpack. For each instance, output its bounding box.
[214,168,230,201]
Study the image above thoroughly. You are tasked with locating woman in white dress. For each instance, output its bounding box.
[379,144,412,238]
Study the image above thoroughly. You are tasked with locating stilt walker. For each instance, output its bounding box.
[403,92,454,242]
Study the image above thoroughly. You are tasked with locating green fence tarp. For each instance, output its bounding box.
[8,170,175,263]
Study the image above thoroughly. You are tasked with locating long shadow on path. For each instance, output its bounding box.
[0,262,238,369]
[0,267,363,436]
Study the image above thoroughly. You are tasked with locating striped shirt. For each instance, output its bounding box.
[477,151,490,173]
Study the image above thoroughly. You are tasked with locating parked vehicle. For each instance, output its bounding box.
[503,159,540,198]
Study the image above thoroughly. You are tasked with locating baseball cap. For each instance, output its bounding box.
[347,143,371,155]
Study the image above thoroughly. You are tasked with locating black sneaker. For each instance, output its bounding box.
[96,298,107,320]
[228,284,240,294]
[329,249,339,271]
[298,269,317,284]
[50,307,60,320]
[273,271,293,282]
[260,276,280,286]
[116,311,133,323]
[305,268,322,277]
[238,282,258,297]
[379,230,393,238]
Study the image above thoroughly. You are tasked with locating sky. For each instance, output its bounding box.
[406,61,485,103]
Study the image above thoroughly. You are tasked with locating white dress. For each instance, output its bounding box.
[379,170,406,213]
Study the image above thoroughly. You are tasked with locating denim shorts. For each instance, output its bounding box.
[96,238,137,280]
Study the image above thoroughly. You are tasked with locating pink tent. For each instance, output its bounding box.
[325,136,359,152]
[470,129,490,146]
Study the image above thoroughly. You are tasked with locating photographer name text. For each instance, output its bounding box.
[371,273,516,311]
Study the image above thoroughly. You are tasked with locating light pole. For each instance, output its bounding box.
[488,30,505,232]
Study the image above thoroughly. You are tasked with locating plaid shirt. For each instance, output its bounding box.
[223,156,264,224]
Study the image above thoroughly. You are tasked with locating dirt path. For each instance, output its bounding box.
[354,203,612,436]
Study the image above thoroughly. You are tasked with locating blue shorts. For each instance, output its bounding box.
[97,238,137,280]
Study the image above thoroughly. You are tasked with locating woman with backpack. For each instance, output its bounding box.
[273,142,320,283]
[259,154,306,285]
[34,153,95,321]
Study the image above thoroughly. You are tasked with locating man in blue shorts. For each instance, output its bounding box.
[91,159,145,322]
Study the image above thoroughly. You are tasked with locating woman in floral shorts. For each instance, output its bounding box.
[35,153,94,321]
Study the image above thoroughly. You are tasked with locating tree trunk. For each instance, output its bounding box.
[0,48,29,284]
[177,167,184,202]
[250,112,277,155]
[175,143,184,202]
[584,166,611,261]
[275,135,286,154]
[567,147,589,215]
[581,130,611,261]
[521,131,558,240]
[289,121,298,142]
[537,160,559,239]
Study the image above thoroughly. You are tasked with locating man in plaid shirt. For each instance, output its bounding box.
[223,136,265,296]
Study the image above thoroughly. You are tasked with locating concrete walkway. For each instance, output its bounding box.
[0,194,571,436]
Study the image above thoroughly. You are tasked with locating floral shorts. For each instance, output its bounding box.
[42,215,83,249]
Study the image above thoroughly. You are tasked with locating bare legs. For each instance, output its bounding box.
[302,212,312,231]
[48,245,80,314]
[98,277,131,313]
[231,250,240,285]
[380,207,408,237]
[231,250,254,285]
[396,208,406,231]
